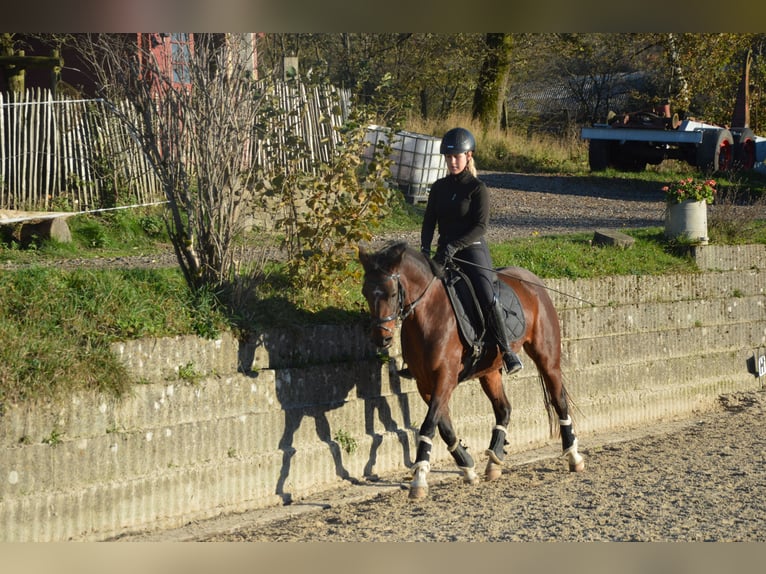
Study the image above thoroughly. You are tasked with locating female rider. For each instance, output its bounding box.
[416,126,523,376]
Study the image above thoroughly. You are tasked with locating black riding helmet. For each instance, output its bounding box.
[439,127,475,155]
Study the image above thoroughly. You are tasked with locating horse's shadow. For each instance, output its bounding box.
[358,359,414,479]
[238,339,413,505]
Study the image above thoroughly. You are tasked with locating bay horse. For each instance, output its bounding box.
[358,241,584,499]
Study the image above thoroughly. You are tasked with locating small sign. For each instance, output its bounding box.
[759,354,766,378]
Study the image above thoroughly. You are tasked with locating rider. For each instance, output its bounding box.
[414,126,523,376]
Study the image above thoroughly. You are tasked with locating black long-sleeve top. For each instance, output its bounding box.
[420,169,490,253]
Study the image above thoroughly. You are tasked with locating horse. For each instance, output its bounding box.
[358,240,584,499]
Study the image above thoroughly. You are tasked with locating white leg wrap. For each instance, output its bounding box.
[411,460,430,488]
[559,416,572,426]
[459,466,479,485]
[562,437,584,468]
[485,449,503,465]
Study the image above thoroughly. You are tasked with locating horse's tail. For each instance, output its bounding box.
[537,373,579,438]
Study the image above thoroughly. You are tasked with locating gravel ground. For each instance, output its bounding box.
[405,172,669,245]
[194,390,766,542]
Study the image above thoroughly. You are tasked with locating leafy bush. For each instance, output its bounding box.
[272,108,395,307]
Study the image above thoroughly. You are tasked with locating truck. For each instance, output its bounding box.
[580,51,758,173]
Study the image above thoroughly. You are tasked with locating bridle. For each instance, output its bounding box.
[366,270,438,335]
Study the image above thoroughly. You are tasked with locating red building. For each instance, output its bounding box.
[1,33,259,98]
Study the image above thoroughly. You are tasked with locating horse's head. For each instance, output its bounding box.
[358,241,410,349]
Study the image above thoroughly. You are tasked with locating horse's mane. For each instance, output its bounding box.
[377,241,443,278]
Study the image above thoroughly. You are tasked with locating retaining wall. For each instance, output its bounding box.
[1,244,765,541]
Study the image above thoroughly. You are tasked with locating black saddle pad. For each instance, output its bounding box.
[443,267,526,352]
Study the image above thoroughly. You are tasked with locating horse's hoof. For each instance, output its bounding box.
[485,463,502,481]
[409,486,428,499]
[569,459,586,472]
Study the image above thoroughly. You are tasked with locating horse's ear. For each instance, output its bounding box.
[357,243,371,266]
[390,241,407,262]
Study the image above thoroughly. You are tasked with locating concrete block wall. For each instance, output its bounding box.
[1,245,764,541]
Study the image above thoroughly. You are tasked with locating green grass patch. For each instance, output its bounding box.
[0,265,228,406]
[0,206,169,266]
[490,229,699,279]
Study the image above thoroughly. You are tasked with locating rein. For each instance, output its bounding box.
[451,256,595,306]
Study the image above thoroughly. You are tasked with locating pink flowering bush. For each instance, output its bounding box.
[662,177,717,205]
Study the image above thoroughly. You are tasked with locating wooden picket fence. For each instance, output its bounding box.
[0,84,351,212]
[0,89,159,211]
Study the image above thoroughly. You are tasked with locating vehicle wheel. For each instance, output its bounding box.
[733,127,756,170]
[588,139,610,171]
[696,128,734,172]
[612,149,646,172]
[618,158,646,172]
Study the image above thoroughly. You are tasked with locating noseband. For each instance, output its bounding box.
[368,271,438,334]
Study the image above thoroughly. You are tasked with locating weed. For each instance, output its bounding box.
[334,429,358,455]
[708,179,766,244]
[42,428,64,447]
[177,362,203,384]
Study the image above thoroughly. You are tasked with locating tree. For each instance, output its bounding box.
[472,33,513,131]
[667,33,765,130]
[256,33,485,125]
[67,35,277,296]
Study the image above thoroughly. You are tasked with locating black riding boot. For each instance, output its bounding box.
[489,297,523,375]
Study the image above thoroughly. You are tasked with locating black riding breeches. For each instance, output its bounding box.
[454,239,496,312]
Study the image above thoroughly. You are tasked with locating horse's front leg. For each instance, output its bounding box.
[441,418,479,487]
[410,381,477,499]
[411,413,478,499]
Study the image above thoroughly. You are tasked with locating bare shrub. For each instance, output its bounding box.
[708,181,766,243]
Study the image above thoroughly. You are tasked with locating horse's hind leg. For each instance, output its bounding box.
[531,352,585,473]
[479,370,511,480]
[560,413,585,472]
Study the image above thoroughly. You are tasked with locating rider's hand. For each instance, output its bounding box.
[434,243,457,266]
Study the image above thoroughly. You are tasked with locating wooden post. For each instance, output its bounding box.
[51,49,61,99]
[8,49,26,93]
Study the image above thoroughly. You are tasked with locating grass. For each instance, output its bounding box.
[0,205,229,407]
[490,229,701,279]
[2,121,765,407]
[0,207,168,266]
[0,265,229,406]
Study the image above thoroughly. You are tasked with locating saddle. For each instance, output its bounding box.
[442,265,526,380]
